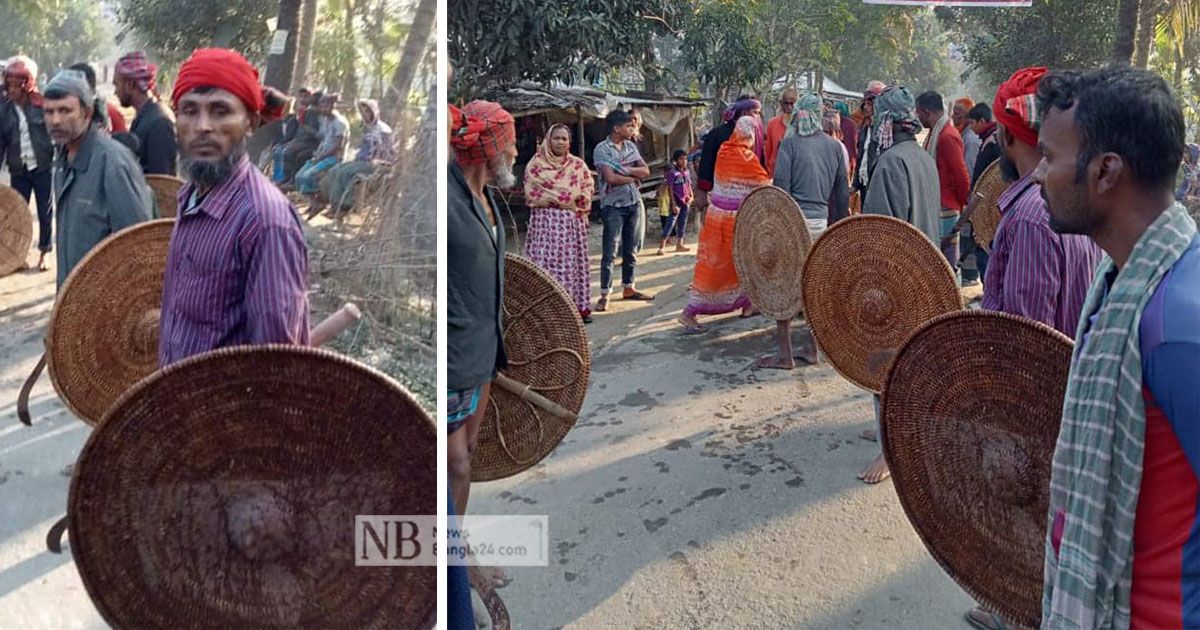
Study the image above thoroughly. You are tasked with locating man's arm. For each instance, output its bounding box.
[830,149,850,224]
[103,152,154,229]
[144,119,178,175]
[1145,340,1200,477]
[772,140,792,192]
[997,220,1060,328]
[244,222,310,346]
[861,159,904,219]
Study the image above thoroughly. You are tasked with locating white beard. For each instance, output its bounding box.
[490,154,516,189]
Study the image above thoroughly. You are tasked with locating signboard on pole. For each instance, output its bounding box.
[269,30,290,55]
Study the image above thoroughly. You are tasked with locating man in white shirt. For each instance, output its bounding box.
[0,56,54,270]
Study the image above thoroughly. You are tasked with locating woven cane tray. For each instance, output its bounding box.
[0,185,32,276]
[145,174,184,219]
[733,185,811,321]
[46,219,173,426]
[801,214,960,393]
[880,310,1073,629]
[471,254,590,482]
[971,160,1005,253]
[69,345,436,629]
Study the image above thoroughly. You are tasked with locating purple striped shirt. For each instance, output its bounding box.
[158,155,311,367]
[981,172,1102,338]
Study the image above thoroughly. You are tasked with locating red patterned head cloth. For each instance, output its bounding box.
[115,51,158,94]
[172,48,267,119]
[451,100,515,166]
[993,66,1048,147]
[4,56,43,107]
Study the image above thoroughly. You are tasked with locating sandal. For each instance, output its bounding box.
[594,296,609,312]
[965,606,1020,630]
[623,289,655,301]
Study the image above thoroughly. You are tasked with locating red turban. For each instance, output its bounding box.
[993,66,1047,147]
[451,100,516,166]
[172,48,265,117]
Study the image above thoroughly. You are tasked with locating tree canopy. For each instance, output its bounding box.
[0,0,111,78]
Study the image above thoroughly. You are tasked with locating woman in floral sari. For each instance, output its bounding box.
[524,124,597,322]
[678,114,771,332]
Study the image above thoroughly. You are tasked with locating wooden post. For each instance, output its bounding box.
[576,107,585,159]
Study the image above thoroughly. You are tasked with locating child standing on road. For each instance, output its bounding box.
[657,150,693,255]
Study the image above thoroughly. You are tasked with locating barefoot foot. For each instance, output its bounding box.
[857,454,891,484]
[859,429,878,442]
[754,354,795,370]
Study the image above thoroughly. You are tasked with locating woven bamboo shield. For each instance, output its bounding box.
[733,185,811,320]
[0,185,32,276]
[880,311,1073,629]
[471,254,590,482]
[971,160,1005,253]
[68,345,436,629]
[801,215,960,393]
[145,174,184,219]
[46,219,173,426]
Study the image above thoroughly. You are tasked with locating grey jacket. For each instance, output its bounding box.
[53,128,154,288]
[861,133,941,245]
[447,161,507,390]
[773,133,849,223]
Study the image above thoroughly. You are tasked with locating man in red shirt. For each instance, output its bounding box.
[916,91,971,284]
[764,87,797,177]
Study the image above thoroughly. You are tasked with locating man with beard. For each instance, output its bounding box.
[963,67,1102,630]
[446,101,516,599]
[1036,67,1199,630]
[978,67,1101,341]
[859,86,940,485]
[0,56,54,271]
[67,62,126,134]
[157,48,307,368]
[43,69,152,288]
[114,50,176,175]
[764,87,798,176]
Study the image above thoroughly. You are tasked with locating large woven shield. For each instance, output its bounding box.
[0,184,32,276]
[801,215,960,393]
[970,160,1005,253]
[733,186,811,320]
[145,174,184,219]
[880,311,1073,629]
[471,254,590,482]
[69,345,435,629]
[46,219,173,426]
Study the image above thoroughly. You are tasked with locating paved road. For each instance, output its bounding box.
[470,242,977,629]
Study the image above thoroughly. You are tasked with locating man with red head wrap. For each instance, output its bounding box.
[157,48,309,367]
[0,55,55,270]
[115,50,176,175]
[447,100,516,522]
[965,69,1104,630]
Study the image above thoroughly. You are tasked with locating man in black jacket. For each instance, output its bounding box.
[114,51,177,175]
[967,102,1001,186]
[0,56,54,271]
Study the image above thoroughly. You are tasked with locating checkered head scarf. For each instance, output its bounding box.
[115,51,159,97]
[451,100,516,166]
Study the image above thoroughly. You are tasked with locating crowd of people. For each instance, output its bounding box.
[448,61,1199,628]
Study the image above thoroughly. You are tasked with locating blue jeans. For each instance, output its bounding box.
[272,145,288,183]
[600,203,639,294]
[661,206,689,240]
[295,156,339,194]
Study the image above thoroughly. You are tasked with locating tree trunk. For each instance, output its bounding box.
[291,0,319,92]
[382,0,436,122]
[1133,0,1162,68]
[1112,0,1140,66]
[264,0,304,90]
[341,0,359,102]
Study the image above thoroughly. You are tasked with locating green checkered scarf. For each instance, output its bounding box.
[1042,202,1197,629]
[786,91,823,138]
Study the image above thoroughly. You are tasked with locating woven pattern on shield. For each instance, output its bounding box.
[733,185,811,321]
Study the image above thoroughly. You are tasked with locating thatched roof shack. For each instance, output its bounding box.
[480,83,707,206]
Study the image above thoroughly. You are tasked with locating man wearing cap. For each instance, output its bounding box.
[42,69,153,289]
[859,86,940,485]
[0,56,54,271]
[158,48,307,368]
[115,50,177,176]
[979,67,1101,341]
[1037,67,1200,630]
[446,100,514,524]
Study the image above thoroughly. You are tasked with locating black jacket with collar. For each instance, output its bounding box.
[447,161,507,391]
[0,98,54,173]
[129,100,177,176]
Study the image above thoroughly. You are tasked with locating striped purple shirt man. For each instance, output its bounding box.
[981,171,1102,337]
[158,154,310,367]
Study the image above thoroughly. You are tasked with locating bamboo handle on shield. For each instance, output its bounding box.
[493,372,578,421]
[309,303,361,347]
